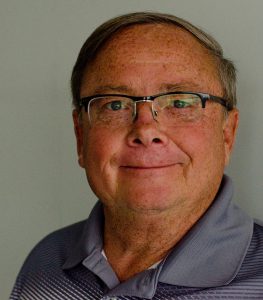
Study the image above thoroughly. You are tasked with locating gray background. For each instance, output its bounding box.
[1,0,263,298]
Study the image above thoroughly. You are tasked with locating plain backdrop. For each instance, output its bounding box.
[1,0,263,298]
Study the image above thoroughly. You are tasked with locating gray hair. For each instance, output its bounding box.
[71,12,236,111]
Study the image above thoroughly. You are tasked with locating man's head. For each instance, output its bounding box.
[72,12,239,216]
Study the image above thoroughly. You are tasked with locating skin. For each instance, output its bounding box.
[73,24,239,281]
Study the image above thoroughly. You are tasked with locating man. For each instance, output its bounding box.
[11,12,263,299]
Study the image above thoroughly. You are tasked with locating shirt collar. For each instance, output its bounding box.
[63,175,253,291]
[159,175,253,287]
[62,200,104,270]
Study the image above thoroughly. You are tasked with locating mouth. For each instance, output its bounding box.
[120,163,179,170]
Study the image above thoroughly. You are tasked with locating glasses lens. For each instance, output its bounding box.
[88,96,134,126]
[155,93,202,125]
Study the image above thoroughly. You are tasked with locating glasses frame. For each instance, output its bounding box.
[79,91,231,112]
[79,91,232,125]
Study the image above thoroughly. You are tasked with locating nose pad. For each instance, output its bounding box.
[132,100,158,122]
[153,110,158,118]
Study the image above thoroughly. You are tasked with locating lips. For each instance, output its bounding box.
[120,163,178,169]
[116,148,189,170]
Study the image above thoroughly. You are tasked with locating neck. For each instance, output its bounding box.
[103,201,211,282]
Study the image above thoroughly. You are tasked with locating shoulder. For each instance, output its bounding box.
[19,219,86,274]
[252,219,263,244]
[254,219,263,228]
[10,220,87,299]
[253,219,263,237]
[240,220,263,272]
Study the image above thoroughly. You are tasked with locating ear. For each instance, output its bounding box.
[72,110,85,168]
[223,108,239,166]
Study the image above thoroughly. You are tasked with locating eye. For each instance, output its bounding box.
[106,100,125,111]
[172,100,191,108]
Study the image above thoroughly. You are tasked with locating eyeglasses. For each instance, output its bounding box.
[79,92,231,127]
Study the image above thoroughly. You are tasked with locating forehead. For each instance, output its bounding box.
[81,24,222,96]
[103,24,208,58]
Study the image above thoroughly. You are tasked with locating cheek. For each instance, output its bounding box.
[167,119,225,168]
[82,132,110,200]
[83,128,116,166]
[82,127,125,193]
[197,131,225,172]
[166,121,226,202]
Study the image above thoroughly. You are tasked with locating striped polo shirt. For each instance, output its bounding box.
[10,175,263,299]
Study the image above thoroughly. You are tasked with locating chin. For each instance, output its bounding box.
[117,189,183,214]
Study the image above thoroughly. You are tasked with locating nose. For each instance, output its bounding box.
[127,102,168,147]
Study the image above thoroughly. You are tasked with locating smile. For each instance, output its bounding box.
[120,164,179,170]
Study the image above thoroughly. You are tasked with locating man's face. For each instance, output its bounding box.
[74,24,238,215]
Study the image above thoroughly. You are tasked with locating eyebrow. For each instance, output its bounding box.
[160,83,203,92]
[90,82,203,95]
[91,85,134,94]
